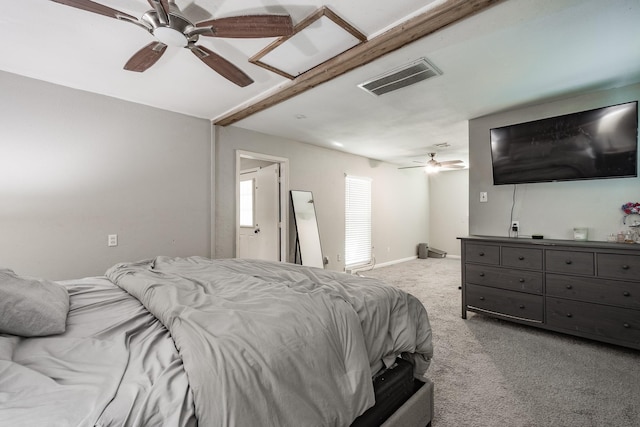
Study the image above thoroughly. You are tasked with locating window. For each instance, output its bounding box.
[239,178,254,227]
[345,175,372,267]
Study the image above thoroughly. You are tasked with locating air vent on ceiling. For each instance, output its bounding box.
[358,58,442,96]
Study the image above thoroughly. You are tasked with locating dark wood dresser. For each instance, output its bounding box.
[459,236,640,350]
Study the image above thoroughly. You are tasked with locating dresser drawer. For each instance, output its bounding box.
[546,297,640,345]
[465,243,500,265]
[465,264,543,294]
[467,284,543,322]
[502,246,543,270]
[546,274,640,310]
[597,253,640,280]
[545,250,594,275]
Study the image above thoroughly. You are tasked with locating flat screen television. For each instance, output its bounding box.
[490,101,638,185]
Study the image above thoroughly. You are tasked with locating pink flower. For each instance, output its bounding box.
[622,202,640,215]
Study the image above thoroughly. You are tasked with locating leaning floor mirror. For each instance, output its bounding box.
[290,190,324,268]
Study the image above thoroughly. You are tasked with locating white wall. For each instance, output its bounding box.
[428,169,469,257]
[214,125,430,271]
[468,83,640,241]
[0,71,212,279]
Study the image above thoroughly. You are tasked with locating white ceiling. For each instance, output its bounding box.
[2,0,640,167]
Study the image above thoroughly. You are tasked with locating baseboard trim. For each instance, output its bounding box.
[375,253,460,267]
[373,256,418,269]
[348,254,459,274]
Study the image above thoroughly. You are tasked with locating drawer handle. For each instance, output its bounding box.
[566,284,573,290]
[623,291,631,297]
[519,278,525,283]
[565,260,573,265]
[479,272,485,277]
[518,256,525,260]
[479,252,485,256]
[623,323,630,329]
[519,304,525,309]
[479,296,485,301]
[566,313,573,318]
[622,265,630,270]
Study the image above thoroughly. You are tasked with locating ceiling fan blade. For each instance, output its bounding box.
[398,166,428,170]
[124,42,167,72]
[441,165,466,169]
[196,15,293,38]
[439,160,464,166]
[51,0,137,21]
[190,45,253,87]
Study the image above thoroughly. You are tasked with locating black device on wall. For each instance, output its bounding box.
[490,101,638,185]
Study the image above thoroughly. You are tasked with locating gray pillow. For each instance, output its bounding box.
[0,268,70,337]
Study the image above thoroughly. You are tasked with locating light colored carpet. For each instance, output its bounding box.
[362,257,640,427]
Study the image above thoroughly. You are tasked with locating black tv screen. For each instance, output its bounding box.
[490,101,638,185]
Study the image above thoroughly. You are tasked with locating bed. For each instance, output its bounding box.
[0,256,433,426]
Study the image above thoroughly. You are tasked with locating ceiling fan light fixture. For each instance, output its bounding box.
[398,152,463,172]
[424,164,439,174]
[153,26,188,47]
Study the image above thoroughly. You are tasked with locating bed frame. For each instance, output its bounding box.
[352,357,434,427]
[383,379,434,427]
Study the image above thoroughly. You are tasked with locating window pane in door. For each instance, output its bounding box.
[239,179,254,227]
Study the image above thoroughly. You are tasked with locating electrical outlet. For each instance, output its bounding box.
[511,221,519,232]
[108,234,118,247]
[480,192,488,203]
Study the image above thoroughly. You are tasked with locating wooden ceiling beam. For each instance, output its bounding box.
[214,0,504,127]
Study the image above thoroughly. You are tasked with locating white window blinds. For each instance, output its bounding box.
[345,175,372,267]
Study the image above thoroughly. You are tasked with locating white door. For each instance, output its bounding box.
[238,163,280,261]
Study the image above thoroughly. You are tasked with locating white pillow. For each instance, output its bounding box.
[0,268,69,337]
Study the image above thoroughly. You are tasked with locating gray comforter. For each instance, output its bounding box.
[106,257,432,427]
[0,256,431,427]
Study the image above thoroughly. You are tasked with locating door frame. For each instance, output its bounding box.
[235,150,289,262]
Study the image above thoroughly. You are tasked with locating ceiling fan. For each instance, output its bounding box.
[398,152,465,172]
[50,0,294,87]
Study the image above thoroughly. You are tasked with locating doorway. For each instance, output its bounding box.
[235,151,288,262]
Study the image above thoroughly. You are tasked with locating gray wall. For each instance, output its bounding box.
[0,71,212,279]
[428,169,469,257]
[468,83,640,241]
[214,125,430,271]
